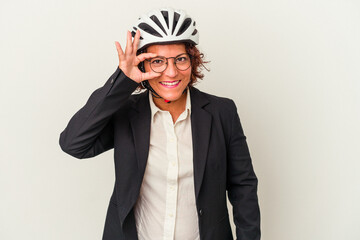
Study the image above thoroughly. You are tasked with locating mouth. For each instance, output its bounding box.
[159,80,181,88]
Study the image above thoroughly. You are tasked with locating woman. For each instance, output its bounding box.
[59,8,260,240]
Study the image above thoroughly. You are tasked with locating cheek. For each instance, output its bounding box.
[147,74,160,88]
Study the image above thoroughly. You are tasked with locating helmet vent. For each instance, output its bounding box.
[131,31,144,39]
[177,18,191,36]
[172,12,180,35]
[138,23,162,37]
[150,15,167,35]
[161,11,169,28]
[191,29,198,36]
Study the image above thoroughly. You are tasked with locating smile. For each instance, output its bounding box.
[160,80,181,87]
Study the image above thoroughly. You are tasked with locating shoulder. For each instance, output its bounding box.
[192,88,243,144]
[191,87,237,115]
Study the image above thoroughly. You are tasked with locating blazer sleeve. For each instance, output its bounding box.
[59,67,139,159]
[226,100,261,240]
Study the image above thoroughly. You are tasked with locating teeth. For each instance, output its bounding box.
[160,80,180,86]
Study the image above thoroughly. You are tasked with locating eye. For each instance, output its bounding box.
[151,58,165,65]
[176,56,189,63]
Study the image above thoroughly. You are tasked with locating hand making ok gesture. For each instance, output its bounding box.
[115,30,161,83]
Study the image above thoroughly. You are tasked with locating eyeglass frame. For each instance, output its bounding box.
[144,53,192,73]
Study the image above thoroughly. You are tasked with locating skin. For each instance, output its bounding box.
[115,30,191,123]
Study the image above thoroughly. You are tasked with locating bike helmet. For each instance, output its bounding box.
[131,8,199,103]
[131,8,199,52]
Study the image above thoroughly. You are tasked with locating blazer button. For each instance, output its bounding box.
[199,209,203,216]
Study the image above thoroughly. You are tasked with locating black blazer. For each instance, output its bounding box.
[59,67,260,240]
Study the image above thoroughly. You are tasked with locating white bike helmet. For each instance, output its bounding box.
[131,8,199,51]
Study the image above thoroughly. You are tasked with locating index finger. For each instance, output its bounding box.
[125,31,132,55]
[134,52,158,65]
[133,30,141,52]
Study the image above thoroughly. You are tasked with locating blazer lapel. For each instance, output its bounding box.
[129,91,151,181]
[118,91,151,230]
[190,87,212,199]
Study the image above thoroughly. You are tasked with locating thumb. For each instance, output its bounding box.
[141,72,161,81]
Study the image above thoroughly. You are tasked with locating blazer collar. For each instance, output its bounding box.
[129,87,212,200]
[189,87,212,199]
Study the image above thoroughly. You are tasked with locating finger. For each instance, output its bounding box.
[141,71,161,81]
[115,41,125,61]
[133,30,140,52]
[125,31,133,55]
[134,52,158,65]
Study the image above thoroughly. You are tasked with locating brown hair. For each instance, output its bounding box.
[136,43,209,89]
[185,43,209,86]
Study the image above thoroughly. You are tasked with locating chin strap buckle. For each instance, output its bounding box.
[164,99,171,103]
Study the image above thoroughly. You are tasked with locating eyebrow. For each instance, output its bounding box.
[154,53,187,58]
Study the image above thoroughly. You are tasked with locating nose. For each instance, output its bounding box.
[164,59,178,78]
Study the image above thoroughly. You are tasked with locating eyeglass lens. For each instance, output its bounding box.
[149,53,191,73]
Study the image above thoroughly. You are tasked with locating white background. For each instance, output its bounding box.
[1,0,359,239]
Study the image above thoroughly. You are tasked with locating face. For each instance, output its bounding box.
[144,43,191,102]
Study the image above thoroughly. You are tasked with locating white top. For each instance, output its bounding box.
[134,89,200,240]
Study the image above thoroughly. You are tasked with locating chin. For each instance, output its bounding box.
[161,92,184,101]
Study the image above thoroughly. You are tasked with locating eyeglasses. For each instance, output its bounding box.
[145,53,191,73]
